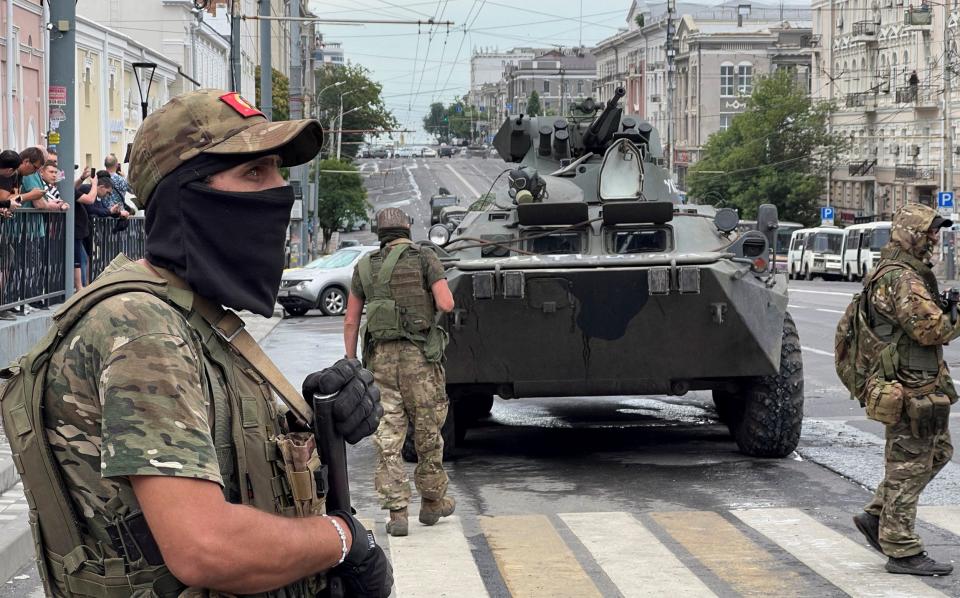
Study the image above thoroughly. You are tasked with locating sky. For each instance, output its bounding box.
[307,0,637,142]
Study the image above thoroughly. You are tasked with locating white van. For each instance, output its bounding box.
[841,221,892,281]
[787,228,811,280]
[791,226,845,280]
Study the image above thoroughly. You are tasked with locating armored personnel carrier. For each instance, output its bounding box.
[424,88,803,458]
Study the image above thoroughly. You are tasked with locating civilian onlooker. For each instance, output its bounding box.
[0,147,45,208]
[38,160,70,212]
[0,150,20,216]
[103,153,135,213]
[73,168,97,289]
[16,147,48,206]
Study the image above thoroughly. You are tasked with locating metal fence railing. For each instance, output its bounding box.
[88,216,146,282]
[0,209,66,311]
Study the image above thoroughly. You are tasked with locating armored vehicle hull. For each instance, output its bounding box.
[419,88,803,460]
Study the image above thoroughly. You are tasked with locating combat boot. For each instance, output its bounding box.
[419,496,456,526]
[386,508,408,537]
[886,552,954,576]
[853,512,882,554]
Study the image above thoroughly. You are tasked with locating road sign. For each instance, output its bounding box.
[820,206,834,225]
[49,86,67,106]
[47,132,60,145]
[455,105,462,113]
[506,102,513,111]
[938,191,954,208]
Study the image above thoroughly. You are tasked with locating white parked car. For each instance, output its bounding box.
[396,147,415,158]
[421,147,437,158]
[278,246,378,317]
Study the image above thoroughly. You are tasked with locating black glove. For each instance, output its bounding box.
[302,358,383,444]
[329,510,393,598]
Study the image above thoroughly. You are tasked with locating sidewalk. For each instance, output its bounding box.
[0,308,282,584]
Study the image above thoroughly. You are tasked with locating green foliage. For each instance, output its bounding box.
[687,70,845,225]
[314,65,398,159]
[255,66,289,121]
[423,102,481,143]
[316,158,370,246]
[526,91,542,117]
[634,13,645,27]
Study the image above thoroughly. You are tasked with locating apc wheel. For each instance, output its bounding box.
[319,287,347,316]
[401,406,456,463]
[730,312,804,458]
[284,306,309,317]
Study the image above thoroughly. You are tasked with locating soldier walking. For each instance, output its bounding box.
[344,207,456,536]
[1,89,392,596]
[852,203,956,576]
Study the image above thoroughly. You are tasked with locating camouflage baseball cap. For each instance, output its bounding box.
[376,207,411,230]
[128,89,323,207]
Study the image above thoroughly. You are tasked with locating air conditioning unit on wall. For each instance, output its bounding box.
[910,144,921,157]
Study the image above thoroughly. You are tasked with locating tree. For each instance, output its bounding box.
[423,102,450,143]
[526,91,542,117]
[255,66,289,121]
[687,70,845,225]
[316,158,370,250]
[315,65,398,160]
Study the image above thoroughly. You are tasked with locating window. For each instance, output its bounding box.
[737,63,753,95]
[577,80,583,94]
[520,80,526,93]
[609,229,670,253]
[84,66,91,107]
[529,232,582,254]
[108,73,115,111]
[719,114,732,131]
[720,64,735,96]
[543,80,550,93]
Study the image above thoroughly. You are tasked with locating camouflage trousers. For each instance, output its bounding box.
[369,340,449,511]
[864,413,953,558]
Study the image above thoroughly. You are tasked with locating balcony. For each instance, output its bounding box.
[848,159,877,177]
[895,163,936,180]
[896,85,938,108]
[904,6,933,28]
[851,20,879,42]
[846,92,878,111]
[800,34,822,48]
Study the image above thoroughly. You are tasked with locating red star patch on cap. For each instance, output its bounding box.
[219,92,264,118]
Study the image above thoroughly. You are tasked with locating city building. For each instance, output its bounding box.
[314,35,345,68]
[0,0,47,150]
[503,49,597,117]
[592,1,811,188]
[811,0,958,222]
[73,15,178,169]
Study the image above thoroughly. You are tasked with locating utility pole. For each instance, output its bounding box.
[289,0,308,265]
[49,2,76,297]
[942,0,955,279]
[665,0,676,181]
[259,0,272,119]
[230,0,242,91]
[5,0,14,148]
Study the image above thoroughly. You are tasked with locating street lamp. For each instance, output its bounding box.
[336,89,359,160]
[132,62,157,121]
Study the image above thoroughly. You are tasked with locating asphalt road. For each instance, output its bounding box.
[5,158,960,596]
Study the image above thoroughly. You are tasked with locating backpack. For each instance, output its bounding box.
[834,263,903,404]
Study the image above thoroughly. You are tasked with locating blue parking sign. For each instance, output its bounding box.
[938,191,954,208]
[820,206,834,221]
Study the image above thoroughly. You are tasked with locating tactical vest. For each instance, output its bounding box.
[0,256,325,598]
[358,241,436,344]
[868,251,942,376]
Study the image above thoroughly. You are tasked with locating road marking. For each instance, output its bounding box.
[802,346,835,357]
[787,304,808,309]
[388,515,487,598]
[733,508,948,598]
[560,512,716,597]
[446,163,481,197]
[651,510,811,597]
[791,289,855,297]
[424,162,430,170]
[816,308,846,315]
[481,514,602,598]
[919,505,960,538]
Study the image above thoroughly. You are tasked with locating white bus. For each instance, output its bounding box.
[840,221,892,281]
[787,226,845,280]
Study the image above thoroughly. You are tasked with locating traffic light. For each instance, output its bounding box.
[443,115,449,123]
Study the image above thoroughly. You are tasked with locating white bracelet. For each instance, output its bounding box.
[323,515,349,566]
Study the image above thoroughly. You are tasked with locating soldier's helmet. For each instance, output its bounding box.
[891,203,953,259]
[376,207,411,230]
[128,89,323,208]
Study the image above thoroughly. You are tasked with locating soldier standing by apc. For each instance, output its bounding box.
[344,207,456,537]
[852,203,956,576]
[1,89,392,596]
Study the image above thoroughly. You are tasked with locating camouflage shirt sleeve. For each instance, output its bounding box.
[873,268,960,346]
[350,266,365,300]
[420,247,446,287]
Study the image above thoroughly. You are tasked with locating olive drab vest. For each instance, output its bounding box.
[0,256,326,598]
[358,241,445,362]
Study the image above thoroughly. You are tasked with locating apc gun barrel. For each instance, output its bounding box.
[587,87,625,137]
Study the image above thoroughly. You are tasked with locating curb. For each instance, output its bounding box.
[0,484,33,586]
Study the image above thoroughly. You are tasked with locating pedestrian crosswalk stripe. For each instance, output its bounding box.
[919,505,960,539]
[387,515,487,598]
[733,507,949,598]
[560,512,716,597]
[481,514,602,598]
[651,510,813,596]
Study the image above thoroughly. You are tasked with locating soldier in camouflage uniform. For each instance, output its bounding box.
[853,203,956,576]
[8,89,393,596]
[344,207,456,537]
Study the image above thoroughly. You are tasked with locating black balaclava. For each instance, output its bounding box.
[146,152,294,317]
[378,227,411,247]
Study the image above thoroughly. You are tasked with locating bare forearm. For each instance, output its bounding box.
[344,322,360,358]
